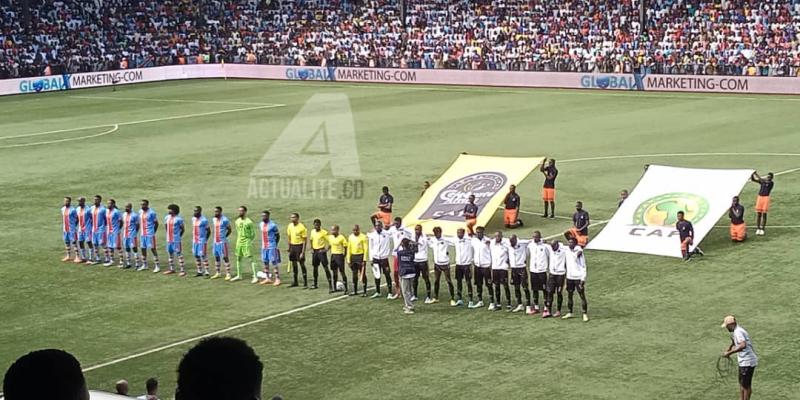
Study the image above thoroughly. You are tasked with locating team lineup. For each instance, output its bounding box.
[57,159,777,318]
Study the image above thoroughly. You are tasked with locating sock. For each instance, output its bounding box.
[236,257,243,276]
[374,279,381,294]
[250,260,257,277]
[168,256,175,271]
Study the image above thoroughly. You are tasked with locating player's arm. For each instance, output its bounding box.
[204,223,210,240]
[179,221,185,238]
[153,217,159,233]
[225,224,232,239]
[750,172,761,183]
[275,230,281,246]
[723,337,745,357]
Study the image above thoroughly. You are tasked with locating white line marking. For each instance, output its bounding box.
[0,104,285,142]
[558,152,800,163]
[263,80,800,102]
[82,294,348,372]
[71,95,279,106]
[774,167,800,176]
[713,225,800,229]
[0,125,119,149]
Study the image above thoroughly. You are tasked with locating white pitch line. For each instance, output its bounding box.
[70,95,278,106]
[558,152,800,163]
[82,294,348,372]
[0,124,119,149]
[774,166,800,176]
[713,225,800,229]
[0,103,285,142]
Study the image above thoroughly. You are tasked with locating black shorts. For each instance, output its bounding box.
[529,272,547,291]
[371,258,390,270]
[414,261,428,274]
[474,266,491,282]
[350,254,364,270]
[312,249,328,267]
[491,269,508,284]
[288,244,304,261]
[566,279,585,292]
[434,263,450,272]
[511,268,527,285]
[455,264,472,280]
[738,366,756,389]
[547,274,565,292]
[330,254,345,270]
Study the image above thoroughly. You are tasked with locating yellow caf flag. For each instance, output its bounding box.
[404,154,544,236]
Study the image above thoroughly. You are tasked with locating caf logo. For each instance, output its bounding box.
[633,193,709,226]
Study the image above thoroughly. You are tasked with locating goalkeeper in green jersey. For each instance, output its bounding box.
[232,205,257,283]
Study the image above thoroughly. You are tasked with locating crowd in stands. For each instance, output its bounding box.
[1,0,799,79]
[2,337,282,400]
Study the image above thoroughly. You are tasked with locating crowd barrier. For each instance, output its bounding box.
[2,64,799,96]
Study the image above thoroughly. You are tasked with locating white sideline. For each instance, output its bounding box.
[77,153,799,373]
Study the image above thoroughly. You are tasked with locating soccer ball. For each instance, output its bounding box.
[256,271,268,279]
[336,281,345,291]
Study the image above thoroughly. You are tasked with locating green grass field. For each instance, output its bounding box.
[1,79,799,400]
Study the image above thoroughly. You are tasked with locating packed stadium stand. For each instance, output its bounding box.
[1,0,798,79]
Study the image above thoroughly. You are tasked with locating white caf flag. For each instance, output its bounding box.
[587,165,754,258]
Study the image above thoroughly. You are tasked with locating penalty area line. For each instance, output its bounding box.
[0,125,119,149]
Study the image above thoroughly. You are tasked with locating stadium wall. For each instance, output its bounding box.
[2,64,799,96]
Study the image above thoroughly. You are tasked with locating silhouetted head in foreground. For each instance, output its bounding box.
[3,349,89,400]
[176,337,263,400]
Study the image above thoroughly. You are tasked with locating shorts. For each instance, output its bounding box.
[235,244,252,258]
[503,209,517,225]
[140,235,157,249]
[166,241,183,255]
[77,230,90,242]
[91,231,106,247]
[62,231,75,244]
[106,232,121,249]
[372,258,390,270]
[542,187,555,202]
[511,268,527,285]
[466,218,477,232]
[434,263,450,272]
[312,249,329,267]
[374,210,392,226]
[567,228,588,247]
[755,195,770,213]
[680,236,692,252]
[123,236,138,250]
[730,223,746,241]
[414,261,428,274]
[331,254,345,270]
[455,264,472,281]
[192,242,207,258]
[288,244,305,261]
[529,271,547,291]
[547,274,565,293]
[491,269,509,284]
[350,254,365,270]
[738,366,756,389]
[261,247,281,265]
[566,279,585,292]
[213,242,229,258]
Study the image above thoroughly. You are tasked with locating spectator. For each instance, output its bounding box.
[2,349,90,400]
[175,337,263,400]
[136,377,159,400]
[115,379,129,396]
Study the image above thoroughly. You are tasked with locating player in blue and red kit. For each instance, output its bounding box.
[138,199,161,272]
[121,203,141,269]
[163,204,185,276]
[89,195,107,264]
[103,198,123,267]
[210,206,232,280]
[61,196,78,262]
[75,197,93,263]
[191,206,211,277]
[259,210,282,286]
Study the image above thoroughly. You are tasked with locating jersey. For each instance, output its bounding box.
[428,236,450,265]
[729,204,745,225]
[287,222,307,245]
[543,165,558,188]
[347,233,369,259]
[192,216,209,244]
[139,209,158,237]
[489,238,511,270]
[676,220,693,241]
[573,209,590,235]
[61,206,78,233]
[758,180,774,196]
[387,225,412,251]
[76,205,92,234]
[368,230,392,260]
[235,217,256,247]
[310,228,329,250]
[413,234,429,262]
[260,220,279,249]
[449,236,473,266]
[378,193,394,212]
[565,245,587,281]
[549,244,567,275]
[164,215,184,244]
[122,212,140,239]
[213,216,231,243]
[504,192,520,210]
[527,240,550,273]
[328,234,348,255]
[471,235,492,267]
[90,205,107,234]
[106,208,122,234]
[731,326,758,367]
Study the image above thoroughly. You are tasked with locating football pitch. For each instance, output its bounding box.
[1,79,799,399]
